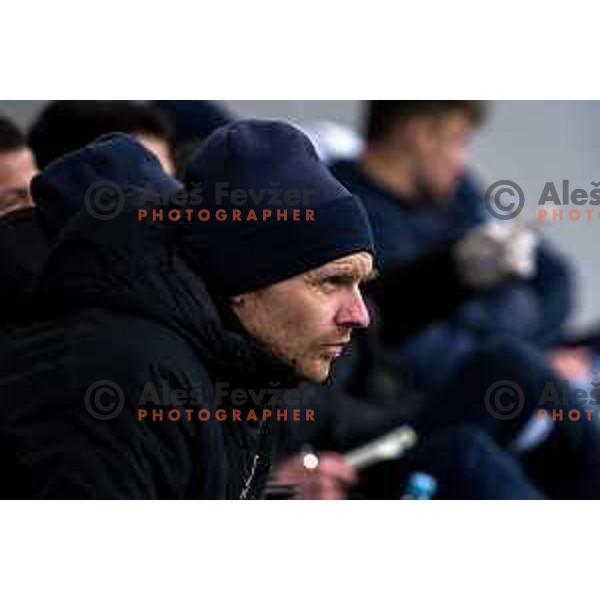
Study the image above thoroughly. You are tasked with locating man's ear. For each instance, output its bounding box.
[230,295,245,306]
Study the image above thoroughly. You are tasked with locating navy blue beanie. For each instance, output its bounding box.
[182,120,375,297]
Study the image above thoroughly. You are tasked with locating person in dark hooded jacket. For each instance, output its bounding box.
[0,122,377,499]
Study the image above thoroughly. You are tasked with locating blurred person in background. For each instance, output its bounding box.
[151,100,231,178]
[332,100,573,393]
[0,115,37,218]
[29,100,176,175]
[320,100,600,497]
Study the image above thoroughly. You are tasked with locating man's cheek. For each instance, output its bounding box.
[306,346,331,370]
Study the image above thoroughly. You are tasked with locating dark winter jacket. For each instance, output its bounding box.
[0,207,49,320]
[0,137,300,499]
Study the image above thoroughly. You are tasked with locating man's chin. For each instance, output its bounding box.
[295,358,332,384]
[420,181,460,206]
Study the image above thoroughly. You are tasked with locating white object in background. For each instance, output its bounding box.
[344,426,417,471]
[454,221,540,288]
[298,120,365,165]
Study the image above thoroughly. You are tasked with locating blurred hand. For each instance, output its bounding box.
[270,452,357,500]
[548,346,594,381]
[454,221,539,288]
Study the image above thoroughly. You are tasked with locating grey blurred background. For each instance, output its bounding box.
[2,100,598,331]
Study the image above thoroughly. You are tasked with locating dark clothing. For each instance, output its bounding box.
[365,245,471,341]
[356,425,544,500]
[275,333,600,499]
[1,134,183,323]
[0,207,49,319]
[0,137,301,499]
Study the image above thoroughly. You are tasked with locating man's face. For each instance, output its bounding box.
[232,251,374,383]
[0,147,37,218]
[411,110,473,200]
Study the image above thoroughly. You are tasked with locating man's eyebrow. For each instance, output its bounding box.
[319,266,379,283]
[308,263,378,282]
[363,268,379,283]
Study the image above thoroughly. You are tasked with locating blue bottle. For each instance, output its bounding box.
[402,472,438,500]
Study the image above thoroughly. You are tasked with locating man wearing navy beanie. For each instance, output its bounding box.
[181,120,376,382]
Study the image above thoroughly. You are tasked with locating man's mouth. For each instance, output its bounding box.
[322,341,350,357]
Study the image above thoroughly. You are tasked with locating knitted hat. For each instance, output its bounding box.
[182,120,374,296]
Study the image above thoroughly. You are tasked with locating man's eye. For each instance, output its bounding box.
[322,275,352,287]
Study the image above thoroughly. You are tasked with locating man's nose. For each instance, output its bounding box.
[335,290,371,329]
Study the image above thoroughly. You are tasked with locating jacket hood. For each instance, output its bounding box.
[31,136,298,388]
[31,133,183,238]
